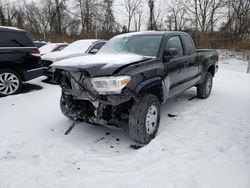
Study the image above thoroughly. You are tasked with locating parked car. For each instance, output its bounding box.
[34,41,47,48]
[39,43,68,55]
[53,31,218,144]
[41,39,106,79]
[0,26,42,97]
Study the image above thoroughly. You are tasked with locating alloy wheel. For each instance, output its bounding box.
[145,104,158,134]
[206,78,212,95]
[0,72,20,95]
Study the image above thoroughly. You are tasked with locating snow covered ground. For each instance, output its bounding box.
[218,49,250,73]
[0,52,250,188]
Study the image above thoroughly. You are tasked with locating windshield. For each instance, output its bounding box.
[63,40,96,53]
[98,35,163,57]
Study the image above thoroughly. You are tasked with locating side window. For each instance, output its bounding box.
[182,35,195,55]
[88,42,105,54]
[166,36,184,57]
[21,33,34,47]
[10,33,24,47]
[91,42,105,51]
[0,32,12,47]
[0,31,33,47]
[53,45,67,52]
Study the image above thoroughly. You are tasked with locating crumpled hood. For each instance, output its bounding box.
[52,54,152,76]
[41,51,84,62]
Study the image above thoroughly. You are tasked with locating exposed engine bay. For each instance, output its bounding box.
[56,70,134,126]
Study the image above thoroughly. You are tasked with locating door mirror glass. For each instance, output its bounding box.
[163,48,178,61]
[89,48,99,54]
[168,48,178,57]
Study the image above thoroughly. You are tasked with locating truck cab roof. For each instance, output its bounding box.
[118,31,190,37]
[0,26,26,33]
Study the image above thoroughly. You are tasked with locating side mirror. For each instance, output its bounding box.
[89,48,99,54]
[163,48,178,61]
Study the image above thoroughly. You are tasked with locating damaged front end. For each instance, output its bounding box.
[55,69,134,126]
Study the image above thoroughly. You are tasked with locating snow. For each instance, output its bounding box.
[41,40,98,62]
[41,50,83,62]
[63,40,98,53]
[53,54,149,68]
[218,49,250,73]
[39,43,65,55]
[0,51,250,188]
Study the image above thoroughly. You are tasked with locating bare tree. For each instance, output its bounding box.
[209,0,225,32]
[23,0,75,40]
[154,4,165,30]
[25,2,43,35]
[102,0,116,33]
[52,0,68,34]
[25,0,56,40]
[75,0,109,37]
[0,1,16,26]
[185,0,225,33]
[123,0,141,32]
[0,1,6,25]
[229,0,250,39]
[220,0,250,39]
[134,8,143,31]
[167,0,188,31]
[147,0,157,30]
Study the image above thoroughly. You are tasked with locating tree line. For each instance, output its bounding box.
[0,0,250,48]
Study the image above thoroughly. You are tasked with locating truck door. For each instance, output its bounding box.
[163,35,188,97]
[181,34,200,79]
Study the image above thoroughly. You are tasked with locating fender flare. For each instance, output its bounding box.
[200,63,216,83]
[135,76,167,103]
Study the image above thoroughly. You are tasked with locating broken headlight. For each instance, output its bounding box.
[91,76,131,94]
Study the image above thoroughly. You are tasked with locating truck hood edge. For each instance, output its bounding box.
[52,54,152,76]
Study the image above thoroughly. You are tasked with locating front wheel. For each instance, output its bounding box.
[128,94,161,144]
[197,72,213,99]
[0,69,22,97]
[60,93,76,120]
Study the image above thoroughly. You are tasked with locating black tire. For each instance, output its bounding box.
[0,69,22,97]
[197,72,213,99]
[128,94,161,144]
[60,93,76,120]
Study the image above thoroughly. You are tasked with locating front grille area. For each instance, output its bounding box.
[58,70,97,99]
[70,72,84,93]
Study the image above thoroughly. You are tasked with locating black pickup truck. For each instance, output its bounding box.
[0,26,42,96]
[53,31,218,144]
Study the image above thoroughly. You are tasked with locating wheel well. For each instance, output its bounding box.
[0,63,24,80]
[208,65,215,77]
[139,82,163,103]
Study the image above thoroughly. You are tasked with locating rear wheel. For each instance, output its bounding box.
[197,72,213,99]
[0,69,22,97]
[128,94,160,144]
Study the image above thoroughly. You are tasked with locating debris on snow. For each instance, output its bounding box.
[168,113,178,118]
[130,144,143,150]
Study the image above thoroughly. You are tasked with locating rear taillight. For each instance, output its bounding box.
[31,50,41,57]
